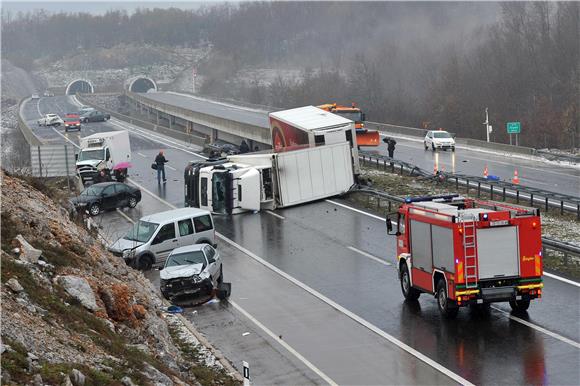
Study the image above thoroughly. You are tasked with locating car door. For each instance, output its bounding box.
[114,183,129,207]
[203,245,219,284]
[177,218,195,247]
[150,222,178,263]
[100,185,117,210]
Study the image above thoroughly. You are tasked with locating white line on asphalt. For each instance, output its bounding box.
[229,300,338,386]
[116,209,136,224]
[126,177,473,385]
[348,246,391,266]
[543,272,580,287]
[36,98,43,116]
[137,152,147,158]
[50,127,80,149]
[165,165,177,171]
[491,306,580,348]
[265,210,285,220]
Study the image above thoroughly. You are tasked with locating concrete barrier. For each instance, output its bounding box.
[17,97,43,147]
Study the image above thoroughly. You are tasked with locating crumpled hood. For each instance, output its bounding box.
[108,237,144,253]
[76,159,103,168]
[160,264,204,280]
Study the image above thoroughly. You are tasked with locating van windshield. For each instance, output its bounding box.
[79,149,104,161]
[124,221,158,242]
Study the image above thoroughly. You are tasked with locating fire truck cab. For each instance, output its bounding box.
[387,194,543,318]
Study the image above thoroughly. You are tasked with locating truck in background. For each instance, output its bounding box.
[387,194,543,318]
[76,131,131,185]
[317,103,380,147]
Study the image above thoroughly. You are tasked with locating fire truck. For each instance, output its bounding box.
[387,194,543,318]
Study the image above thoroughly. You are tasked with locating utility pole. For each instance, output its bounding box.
[483,108,492,142]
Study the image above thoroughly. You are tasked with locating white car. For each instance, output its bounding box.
[37,113,64,127]
[424,130,455,151]
[160,244,223,300]
[31,94,40,100]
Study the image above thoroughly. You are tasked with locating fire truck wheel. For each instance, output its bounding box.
[509,299,530,312]
[436,280,458,319]
[400,265,420,301]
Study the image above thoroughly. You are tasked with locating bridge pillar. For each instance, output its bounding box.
[156,111,160,125]
[212,128,218,143]
[169,115,175,130]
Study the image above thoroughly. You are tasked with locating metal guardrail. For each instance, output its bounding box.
[359,151,580,219]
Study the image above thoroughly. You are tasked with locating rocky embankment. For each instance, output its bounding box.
[1,171,239,385]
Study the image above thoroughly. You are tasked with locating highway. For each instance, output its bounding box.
[22,95,580,385]
[139,91,580,197]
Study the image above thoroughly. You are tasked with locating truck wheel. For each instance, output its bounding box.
[436,280,458,319]
[509,299,530,312]
[89,203,101,216]
[128,196,138,208]
[400,264,420,301]
[137,255,153,271]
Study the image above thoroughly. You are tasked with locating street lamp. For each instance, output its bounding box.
[483,108,492,142]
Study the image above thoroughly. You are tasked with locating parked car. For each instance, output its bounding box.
[159,244,223,300]
[31,94,40,100]
[64,114,81,132]
[69,182,141,216]
[37,113,63,127]
[80,110,110,123]
[424,130,455,151]
[78,106,95,115]
[108,208,216,270]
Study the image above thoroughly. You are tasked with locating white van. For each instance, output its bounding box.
[108,208,216,270]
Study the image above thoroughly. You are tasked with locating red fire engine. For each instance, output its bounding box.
[387,194,543,318]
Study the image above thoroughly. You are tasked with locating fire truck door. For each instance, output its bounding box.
[396,214,408,253]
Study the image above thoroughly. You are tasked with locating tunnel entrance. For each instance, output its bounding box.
[127,76,157,93]
[65,79,94,95]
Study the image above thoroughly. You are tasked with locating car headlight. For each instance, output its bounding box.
[122,249,134,259]
[191,274,202,283]
[199,271,210,280]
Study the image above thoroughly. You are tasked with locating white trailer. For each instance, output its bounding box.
[76,131,131,184]
[185,142,355,214]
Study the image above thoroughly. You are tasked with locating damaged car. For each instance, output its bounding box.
[160,244,223,301]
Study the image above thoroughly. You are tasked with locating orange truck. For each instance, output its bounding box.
[387,194,543,318]
[317,103,380,147]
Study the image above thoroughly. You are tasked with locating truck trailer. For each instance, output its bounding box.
[387,194,543,318]
[76,131,131,185]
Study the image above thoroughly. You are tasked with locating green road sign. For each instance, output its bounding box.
[507,121,521,134]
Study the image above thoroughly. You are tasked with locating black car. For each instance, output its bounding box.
[70,182,141,216]
[80,110,111,123]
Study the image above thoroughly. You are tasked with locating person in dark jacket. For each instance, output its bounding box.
[383,137,396,158]
[239,140,250,154]
[155,150,168,184]
[94,170,110,184]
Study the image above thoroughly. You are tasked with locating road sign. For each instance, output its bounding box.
[507,122,521,134]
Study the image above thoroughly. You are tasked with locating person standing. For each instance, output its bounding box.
[155,150,169,184]
[385,137,396,158]
[239,140,250,154]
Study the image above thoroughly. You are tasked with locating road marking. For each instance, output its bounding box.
[543,272,580,287]
[116,209,136,224]
[50,127,80,149]
[265,210,285,220]
[230,300,338,386]
[491,306,580,348]
[127,177,473,385]
[165,165,177,171]
[325,199,386,221]
[137,152,147,158]
[348,246,391,266]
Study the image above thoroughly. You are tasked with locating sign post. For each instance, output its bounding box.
[506,122,521,146]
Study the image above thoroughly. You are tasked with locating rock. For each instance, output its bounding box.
[32,373,43,386]
[0,342,11,354]
[70,368,86,386]
[121,376,137,386]
[14,234,42,264]
[58,276,98,311]
[27,352,39,361]
[6,278,24,292]
[127,344,150,354]
[140,362,174,386]
[103,319,116,332]
[62,375,74,386]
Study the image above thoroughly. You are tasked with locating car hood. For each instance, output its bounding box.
[160,264,204,280]
[76,159,103,167]
[108,237,144,253]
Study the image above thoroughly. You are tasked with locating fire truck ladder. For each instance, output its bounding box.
[462,219,478,289]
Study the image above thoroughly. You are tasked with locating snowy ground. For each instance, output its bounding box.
[1,98,31,173]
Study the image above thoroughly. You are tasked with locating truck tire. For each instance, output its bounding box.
[509,299,530,312]
[89,203,101,216]
[436,280,458,319]
[400,264,420,301]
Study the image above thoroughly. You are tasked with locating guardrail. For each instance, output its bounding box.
[17,97,43,147]
[359,151,580,219]
[76,94,208,147]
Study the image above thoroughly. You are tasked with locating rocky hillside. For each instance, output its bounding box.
[0,171,240,385]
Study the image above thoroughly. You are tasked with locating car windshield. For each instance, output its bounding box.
[78,149,104,161]
[434,132,451,138]
[124,221,159,242]
[81,185,104,196]
[65,117,79,122]
[165,250,207,268]
[335,111,363,122]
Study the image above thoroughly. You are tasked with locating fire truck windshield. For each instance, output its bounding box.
[335,111,363,122]
[78,149,105,161]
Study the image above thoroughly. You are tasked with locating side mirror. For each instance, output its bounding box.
[386,216,393,233]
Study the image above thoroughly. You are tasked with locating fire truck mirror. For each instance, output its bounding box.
[386,216,394,234]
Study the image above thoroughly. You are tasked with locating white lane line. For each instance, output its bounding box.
[36,98,43,116]
[543,272,580,287]
[491,306,580,349]
[265,210,285,220]
[137,152,147,158]
[127,177,472,385]
[230,300,338,386]
[165,165,177,171]
[50,127,80,149]
[348,246,391,266]
[116,209,136,224]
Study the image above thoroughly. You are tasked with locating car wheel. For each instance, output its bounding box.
[509,299,530,313]
[137,255,153,271]
[128,196,138,208]
[452,147,455,152]
[424,142,428,150]
[436,280,458,319]
[400,264,420,301]
[89,203,101,216]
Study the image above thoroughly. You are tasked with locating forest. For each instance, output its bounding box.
[2,2,577,148]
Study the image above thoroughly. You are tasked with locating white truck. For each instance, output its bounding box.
[185,106,358,214]
[76,131,131,185]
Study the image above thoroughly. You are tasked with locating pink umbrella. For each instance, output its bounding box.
[113,161,133,170]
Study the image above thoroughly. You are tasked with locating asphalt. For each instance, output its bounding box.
[20,95,580,385]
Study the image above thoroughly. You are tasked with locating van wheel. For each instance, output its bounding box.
[509,299,530,313]
[137,255,153,271]
[400,264,420,301]
[436,280,458,319]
